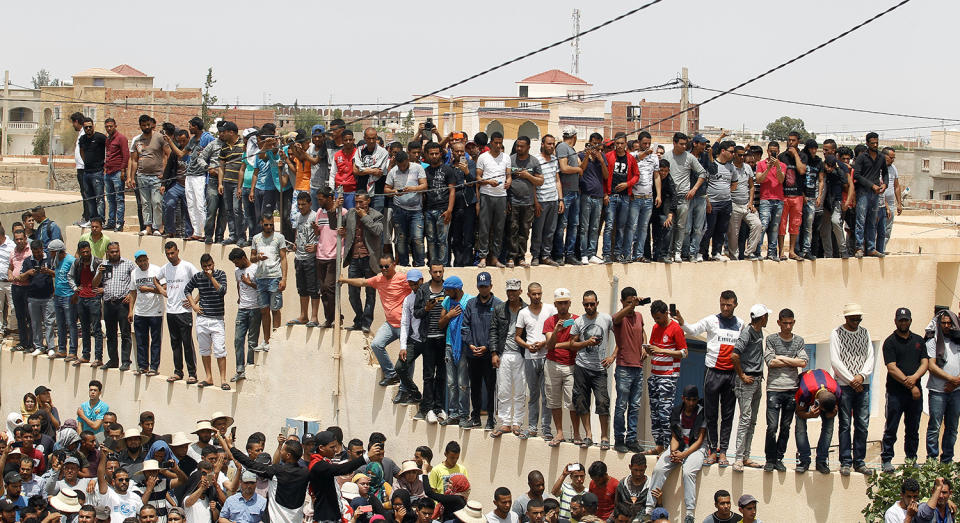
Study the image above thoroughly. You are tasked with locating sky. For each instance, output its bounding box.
[7,0,956,140]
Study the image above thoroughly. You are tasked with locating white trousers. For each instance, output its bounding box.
[496,351,527,426]
[196,316,226,358]
[0,281,16,331]
[185,176,207,236]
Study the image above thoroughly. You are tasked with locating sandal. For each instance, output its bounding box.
[511,426,523,437]
[186,376,198,384]
[580,438,593,449]
[146,370,158,377]
[733,461,744,472]
[490,427,508,439]
[600,440,611,451]
[197,381,214,388]
[743,460,764,469]
[704,453,718,465]
[718,457,730,468]
[167,374,183,383]
[572,438,583,446]
[286,319,307,326]
[548,437,563,448]
[221,384,231,391]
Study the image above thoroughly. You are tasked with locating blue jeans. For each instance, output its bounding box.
[838,384,871,467]
[795,411,835,467]
[163,184,193,237]
[799,198,817,254]
[239,187,256,241]
[424,209,449,264]
[103,171,125,226]
[393,208,424,266]
[876,205,890,253]
[602,194,629,258]
[137,175,162,230]
[54,295,78,355]
[234,308,260,374]
[579,195,603,258]
[82,171,105,221]
[204,183,226,241]
[77,296,103,360]
[855,191,880,252]
[627,197,653,260]
[444,345,470,420]
[309,187,322,212]
[256,278,283,311]
[614,366,644,443]
[685,195,707,258]
[757,200,784,257]
[133,315,162,372]
[927,389,960,462]
[553,192,580,258]
[370,323,400,381]
[28,297,55,350]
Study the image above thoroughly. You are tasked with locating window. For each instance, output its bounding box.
[82,106,96,120]
[922,158,930,172]
[53,105,61,121]
[518,85,528,98]
[93,78,104,87]
[484,100,505,108]
[566,90,584,100]
[943,160,960,174]
[626,105,642,122]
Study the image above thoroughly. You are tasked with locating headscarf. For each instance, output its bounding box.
[6,412,23,441]
[928,310,960,366]
[432,473,470,521]
[21,394,38,419]
[364,462,387,502]
[55,428,80,450]
[390,489,416,523]
[60,419,79,432]
[147,440,178,465]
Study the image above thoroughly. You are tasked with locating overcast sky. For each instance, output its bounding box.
[8,0,955,139]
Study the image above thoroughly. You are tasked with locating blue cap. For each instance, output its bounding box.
[442,276,463,290]
[311,124,325,136]
[406,269,423,282]
[477,272,492,287]
[692,133,709,144]
[134,250,148,259]
[650,508,669,520]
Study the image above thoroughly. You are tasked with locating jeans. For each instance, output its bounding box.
[370,323,400,380]
[134,315,162,372]
[530,200,558,261]
[614,366,644,444]
[669,199,691,259]
[764,390,796,463]
[163,184,193,237]
[653,212,672,261]
[77,296,103,360]
[524,358,550,435]
[78,168,89,222]
[757,199,784,257]
[509,204,535,263]
[423,208,449,264]
[627,197,653,260]
[579,195,603,258]
[476,194,507,259]
[238,187,256,242]
[876,205,891,253]
[819,201,847,258]
[795,412,835,467]
[799,198,817,254]
[234,308,260,374]
[553,192,580,259]
[855,191,880,252]
[882,388,923,463]
[602,194,629,258]
[348,257,375,329]
[685,195,707,258]
[54,295,78,354]
[393,207,424,266]
[137,175,162,229]
[395,339,422,398]
[647,448,705,516]
[449,204,476,266]
[838,384,871,467]
[927,389,960,462]
[28,297,55,350]
[444,346,470,420]
[254,188,279,234]
[82,171,105,221]
[204,183,226,241]
[104,171,125,226]
[700,199,731,258]
[734,376,763,461]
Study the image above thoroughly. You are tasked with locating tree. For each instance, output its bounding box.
[393,110,415,144]
[31,69,62,89]
[31,127,50,155]
[762,116,816,142]
[293,109,325,134]
[200,67,221,129]
[863,460,960,522]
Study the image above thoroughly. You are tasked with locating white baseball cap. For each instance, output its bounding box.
[554,288,572,301]
[749,304,771,319]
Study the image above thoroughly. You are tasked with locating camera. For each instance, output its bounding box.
[424,118,434,132]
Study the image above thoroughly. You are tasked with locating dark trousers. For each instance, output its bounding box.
[12,285,31,349]
[700,200,732,258]
[704,368,736,454]
[134,315,163,371]
[316,259,337,324]
[167,312,196,377]
[77,296,103,360]
[396,340,423,397]
[468,356,496,422]
[77,169,89,221]
[204,183,226,241]
[421,337,446,414]
[764,389,796,463]
[449,204,476,267]
[882,388,923,463]
[280,189,294,244]
[348,257,375,329]
[103,299,132,367]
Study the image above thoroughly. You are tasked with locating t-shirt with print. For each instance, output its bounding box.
[730,163,753,206]
[477,151,511,198]
[579,151,605,198]
[426,286,446,339]
[235,264,259,310]
[555,142,581,194]
[354,144,390,194]
[778,150,809,198]
[101,486,144,523]
[543,314,579,365]
[508,154,541,206]
[613,312,645,367]
[130,264,164,317]
[764,333,807,391]
[611,154,630,196]
[133,134,166,176]
[427,462,469,493]
[251,233,286,279]
[424,164,457,211]
[571,313,614,371]
[161,260,198,315]
[386,163,427,211]
[516,303,557,360]
[883,332,927,395]
[631,150,658,196]
[803,154,822,200]
[366,272,412,328]
[293,210,318,262]
[80,399,109,434]
[707,161,735,203]
[650,320,687,376]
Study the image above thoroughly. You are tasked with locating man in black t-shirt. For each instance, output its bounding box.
[776,131,808,261]
[880,307,928,473]
[797,140,822,260]
[78,118,108,223]
[422,142,457,265]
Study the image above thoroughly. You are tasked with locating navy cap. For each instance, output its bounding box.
[476,272,492,287]
[692,134,709,144]
[896,307,912,321]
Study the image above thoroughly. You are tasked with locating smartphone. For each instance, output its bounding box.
[639,297,651,306]
[669,303,677,316]
[567,464,581,472]
[642,344,653,351]
[358,506,373,514]
[281,426,290,438]
[230,426,237,440]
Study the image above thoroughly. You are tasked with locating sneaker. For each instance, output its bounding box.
[119,363,130,371]
[614,442,629,453]
[796,463,809,473]
[804,252,817,261]
[78,220,91,228]
[439,417,460,426]
[855,464,874,476]
[581,257,590,265]
[47,350,57,358]
[714,254,730,262]
[694,254,704,263]
[230,372,246,382]
[30,348,43,356]
[674,253,682,263]
[840,465,851,476]
[854,249,864,259]
[115,224,125,233]
[437,410,448,422]
[775,461,787,472]
[602,255,613,264]
[530,259,539,267]
[766,255,780,262]
[816,462,831,474]
[684,515,695,523]
[541,258,559,267]
[589,256,604,265]
[222,237,237,245]
[564,256,580,266]
[626,440,643,453]
[485,418,496,431]
[412,412,426,421]
[881,461,895,474]
[425,411,438,424]
[392,392,409,404]
[763,462,776,472]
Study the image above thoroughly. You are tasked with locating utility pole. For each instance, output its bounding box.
[571,9,581,75]
[1,70,9,157]
[679,67,689,135]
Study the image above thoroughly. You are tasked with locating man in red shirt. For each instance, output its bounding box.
[587,461,618,521]
[754,142,786,260]
[794,369,840,474]
[102,118,129,232]
[610,287,647,454]
[13,426,46,474]
[645,300,688,455]
[331,130,358,209]
[72,241,104,367]
[542,288,579,447]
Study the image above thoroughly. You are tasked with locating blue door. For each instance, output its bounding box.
[676,339,707,402]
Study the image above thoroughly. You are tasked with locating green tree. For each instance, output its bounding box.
[31,69,62,89]
[393,110,415,144]
[31,127,50,155]
[293,110,326,134]
[762,116,816,142]
[200,67,221,128]
[863,460,959,522]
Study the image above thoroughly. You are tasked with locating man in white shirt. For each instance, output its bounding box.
[157,242,198,383]
[878,147,901,254]
[515,283,557,439]
[96,443,143,523]
[127,250,165,375]
[395,269,424,405]
[476,132,512,269]
[531,136,562,267]
[829,303,875,476]
[884,478,920,523]
[228,248,260,382]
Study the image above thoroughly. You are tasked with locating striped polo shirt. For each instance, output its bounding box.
[183,269,228,318]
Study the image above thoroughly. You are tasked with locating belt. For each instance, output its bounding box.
[104,297,126,304]
[634,194,653,199]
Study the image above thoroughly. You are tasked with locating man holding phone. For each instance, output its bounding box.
[610,288,648,453]
[569,290,614,450]
[645,301,687,456]
[542,289,579,446]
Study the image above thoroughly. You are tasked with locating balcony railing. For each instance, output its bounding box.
[7,121,38,131]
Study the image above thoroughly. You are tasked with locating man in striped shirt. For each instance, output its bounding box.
[183,254,229,390]
[217,121,244,246]
[646,300,687,455]
[531,135,562,267]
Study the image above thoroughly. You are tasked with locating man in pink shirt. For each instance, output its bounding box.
[339,253,411,386]
[312,187,345,328]
[754,142,786,260]
[8,229,32,351]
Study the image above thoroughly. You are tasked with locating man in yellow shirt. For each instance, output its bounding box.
[78,217,111,259]
[427,441,468,492]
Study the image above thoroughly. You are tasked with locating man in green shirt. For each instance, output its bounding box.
[78,217,111,259]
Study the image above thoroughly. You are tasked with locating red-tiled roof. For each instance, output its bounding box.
[111,64,148,77]
[518,69,590,85]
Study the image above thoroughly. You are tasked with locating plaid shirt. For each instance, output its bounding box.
[101,258,135,301]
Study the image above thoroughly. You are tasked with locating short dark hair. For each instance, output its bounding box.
[138,114,152,125]
[199,253,213,265]
[630,454,646,467]
[527,499,544,511]
[588,461,606,478]
[415,445,433,462]
[88,380,103,392]
[347,438,364,449]
[516,136,530,146]
[822,138,837,148]
[818,391,838,413]
[673,132,689,143]
[659,159,670,169]
[330,118,346,129]
[393,151,409,164]
[342,129,354,138]
[283,440,303,460]
[189,117,204,129]
[638,131,652,141]
[297,191,311,203]
[77,240,90,251]
[866,132,879,142]
[779,308,795,320]
[70,112,85,124]
[494,487,511,500]
[720,290,737,304]
[104,118,116,125]
[174,129,189,139]
[650,300,668,315]
[787,131,800,139]
[714,490,731,503]
[543,498,560,512]
[164,241,178,251]
[423,141,442,153]
[490,131,504,141]
[82,117,93,125]
[407,141,421,151]
[379,253,395,263]
[416,498,435,511]
[325,426,344,444]
[473,132,488,147]
[902,477,921,494]
[444,441,460,454]
[368,432,386,448]
[620,287,637,300]
[228,248,246,261]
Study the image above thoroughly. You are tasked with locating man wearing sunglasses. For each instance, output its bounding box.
[78,117,108,224]
[829,303,875,476]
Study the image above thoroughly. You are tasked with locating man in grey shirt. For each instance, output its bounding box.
[731,304,769,472]
[664,133,706,263]
[384,152,427,267]
[727,145,763,260]
[700,142,736,261]
[508,137,543,268]
[553,127,583,265]
[763,309,808,472]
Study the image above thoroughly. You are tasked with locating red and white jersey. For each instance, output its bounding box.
[681,314,743,370]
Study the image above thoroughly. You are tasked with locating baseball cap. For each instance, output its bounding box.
[682,384,700,399]
[738,494,758,507]
[95,506,111,521]
[134,249,148,259]
[554,288,572,301]
[34,385,51,395]
[442,276,463,290]
[692,134,709,144]
[477,272,492,287]
[311,124,326,136]
[3,472,21,484]
[47,239,65,252]
[406,269,423,282]
[750,304,771,320]
[241,471,257,483]
[896,307,912,321]
[562,125,578,137]
[580,492,599,507]
[650,508,670,520]
[301,433,317,446]
[63,457,80,467]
